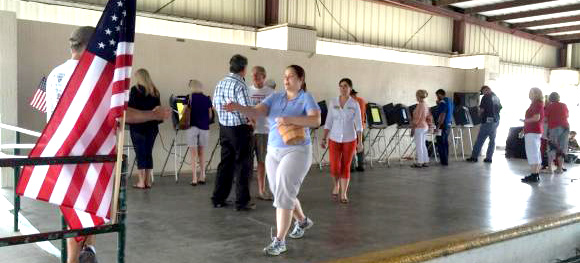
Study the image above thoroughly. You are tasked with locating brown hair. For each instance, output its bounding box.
[287,65,307,91]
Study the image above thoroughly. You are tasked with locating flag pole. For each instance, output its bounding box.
[111,111,126,224]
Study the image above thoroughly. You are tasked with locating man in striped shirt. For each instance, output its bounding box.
[211,54,255,211]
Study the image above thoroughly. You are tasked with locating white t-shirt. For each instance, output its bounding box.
[249,85,274,134]
[45,59,79,121]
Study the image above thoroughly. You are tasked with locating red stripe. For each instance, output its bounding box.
[60,206,83,229]
[30,90,41,106]
[61,120,114,208]
[36,62,114,201]
[17,53,95,195]
[115,54,133,68]
[86,155,114,216]
[112,79,130,94]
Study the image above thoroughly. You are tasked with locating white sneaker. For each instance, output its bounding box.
[263,238,287,256]
[288,217,314,239]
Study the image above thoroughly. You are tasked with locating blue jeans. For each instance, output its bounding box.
[437,126,450,165]
[470,121,499,160]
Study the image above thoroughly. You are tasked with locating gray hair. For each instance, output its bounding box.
[549,92,560,102]
[69,26,95,52]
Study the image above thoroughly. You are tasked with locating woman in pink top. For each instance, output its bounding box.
[411,90,433,168]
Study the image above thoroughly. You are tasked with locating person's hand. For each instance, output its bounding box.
[275,117,291,125]
[356,141,363,153]
[224,102,241,112]
[152,106,171,121]
[320,137,328,149]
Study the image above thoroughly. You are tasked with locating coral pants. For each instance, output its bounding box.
[329,140,357,179]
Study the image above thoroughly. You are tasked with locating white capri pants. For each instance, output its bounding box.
[525,133,542,165]
[265,145,312,210]
[414,128,429,164]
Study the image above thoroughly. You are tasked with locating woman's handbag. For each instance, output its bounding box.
[178,96,191,130]
[277,124,306,145]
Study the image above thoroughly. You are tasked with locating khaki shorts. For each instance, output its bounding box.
[186,126,209,147]
[253,133,268,163]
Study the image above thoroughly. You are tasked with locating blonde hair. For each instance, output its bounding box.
[189,79,204,94]
[134,68,160,97]
[530,87,543,102]
[416,89,428,100]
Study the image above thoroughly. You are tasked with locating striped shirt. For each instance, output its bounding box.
[212,73,251,126]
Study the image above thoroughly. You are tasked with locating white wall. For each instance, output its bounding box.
[0,11,18,187]
[15,20,476,176]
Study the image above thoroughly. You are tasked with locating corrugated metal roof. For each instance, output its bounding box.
[452,0,580,39]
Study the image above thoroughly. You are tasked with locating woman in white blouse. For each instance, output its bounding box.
[321,78,363,204]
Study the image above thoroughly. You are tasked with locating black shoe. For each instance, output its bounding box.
[466,157,478,162]
[355,166,365,172]
[422,163,429,168]
[521,174,540,183]
[79,246,98,263]
[213,200,232,208]
[483,159,492,163]
[235,203,256,211]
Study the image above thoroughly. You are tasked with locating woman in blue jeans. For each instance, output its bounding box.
[225,65,321,256]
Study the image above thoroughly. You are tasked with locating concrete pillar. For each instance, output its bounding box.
[0,11,18,188]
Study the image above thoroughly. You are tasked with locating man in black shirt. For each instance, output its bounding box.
[467,86,502,163]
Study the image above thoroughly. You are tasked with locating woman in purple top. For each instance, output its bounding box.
[186,80,213,186]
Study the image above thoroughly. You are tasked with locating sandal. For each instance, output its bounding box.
[198,180,206,185]
[331,193,339,201]
[190,182,198,187]
[340,198,349,204]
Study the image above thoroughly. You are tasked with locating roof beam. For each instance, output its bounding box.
[553,33,580,41]
[533,25,580,35]
[464,0,554,14]
[488,3,580,22]
[376,0,563,47]
[511,15,580,29]
[433,0,471,6]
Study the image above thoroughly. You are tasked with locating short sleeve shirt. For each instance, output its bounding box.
[128,85,161,131]
[249,85,275,134]
[544,102,569,129]
[45,59,79,122]
[189,93,212,130]
[524,101,544,134]
[437,97,454,126]
[261,90,320,148]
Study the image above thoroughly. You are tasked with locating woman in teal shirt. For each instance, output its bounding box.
[225,65,321,256]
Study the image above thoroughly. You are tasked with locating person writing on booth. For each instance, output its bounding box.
[224,65,321,256]
[321,78,363,204]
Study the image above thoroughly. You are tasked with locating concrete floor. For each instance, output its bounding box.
[2,155,580,263]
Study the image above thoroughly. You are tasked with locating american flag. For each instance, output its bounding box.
[29,77,47,113]
[17,0,136,231]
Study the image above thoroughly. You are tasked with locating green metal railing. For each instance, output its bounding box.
[0,154,127,263]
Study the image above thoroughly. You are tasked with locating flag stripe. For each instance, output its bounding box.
[74,131,116,215]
